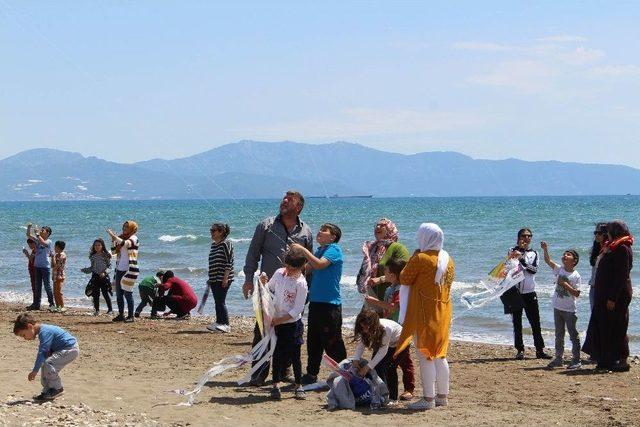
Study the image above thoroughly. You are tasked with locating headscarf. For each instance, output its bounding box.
[417,223,450,286]
[375,218,398,243]
[123,220,138,237]
[356,218,400,293]
[114,220,139,252]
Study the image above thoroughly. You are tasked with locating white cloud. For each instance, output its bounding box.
[592,65,640,76]
[453,41,514,52]
[536,35,588,43]
[76,185,88,191]
[237,108,490,141]
[557,46,605,66]
[467,60,555,94]
[27,179,42,183]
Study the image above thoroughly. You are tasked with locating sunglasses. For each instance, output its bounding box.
[594,231,606,235]
[520,234,533,238]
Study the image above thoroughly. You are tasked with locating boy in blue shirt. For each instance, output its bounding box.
[13,313,79,401]
[291,223,347,384]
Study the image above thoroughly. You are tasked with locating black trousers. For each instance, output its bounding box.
[374,346,397,400]
[152,295,189,317]
[306,302,347,376]
[210,281,230,325]
[512,291,545,351]
[135,287,155,314]
[91,274,112,312]
[272,320,303,384]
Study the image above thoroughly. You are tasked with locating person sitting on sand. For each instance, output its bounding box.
[151,271,198,320]
[13,313,79,401]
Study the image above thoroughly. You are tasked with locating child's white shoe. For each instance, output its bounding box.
[408,398,435,410]
[206,323,220,332]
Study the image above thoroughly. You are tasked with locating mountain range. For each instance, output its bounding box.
[1,140,638,200]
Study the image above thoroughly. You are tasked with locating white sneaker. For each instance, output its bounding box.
[435,396,448,407]
[408,398,435,410]
[206,323,220,332]
[216,324,230,333]
[93,310,100,316]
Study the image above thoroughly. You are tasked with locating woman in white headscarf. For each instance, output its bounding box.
[394,223,455,411]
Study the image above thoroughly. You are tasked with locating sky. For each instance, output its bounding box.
[1,1,639,167]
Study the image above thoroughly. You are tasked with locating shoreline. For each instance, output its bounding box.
[2,293,638,359]
[1,302,639,426]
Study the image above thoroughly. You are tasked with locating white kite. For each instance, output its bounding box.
[461,259,524,309]
[171,273,277,406]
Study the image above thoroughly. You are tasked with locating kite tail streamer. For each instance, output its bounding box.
[196,285,211,315]
[170,354,250,406]
[172,275,277,406]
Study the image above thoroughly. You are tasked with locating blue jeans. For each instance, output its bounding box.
[115,270,134,317]
[34,267,54,308]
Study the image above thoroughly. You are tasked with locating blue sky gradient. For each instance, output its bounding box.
[1,1,639,166]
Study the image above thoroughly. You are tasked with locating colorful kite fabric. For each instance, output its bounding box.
[461,259,524,309]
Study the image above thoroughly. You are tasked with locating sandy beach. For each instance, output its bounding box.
[1,302,638,426]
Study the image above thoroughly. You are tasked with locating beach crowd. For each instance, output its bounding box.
[13,190,634,409]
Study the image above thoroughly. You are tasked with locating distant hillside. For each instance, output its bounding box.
[1,141,639,200]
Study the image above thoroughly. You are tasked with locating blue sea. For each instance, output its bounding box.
[0,196,638,354]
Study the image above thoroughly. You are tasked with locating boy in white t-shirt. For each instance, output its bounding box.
[540,241,582,370]
[259,248,308,401]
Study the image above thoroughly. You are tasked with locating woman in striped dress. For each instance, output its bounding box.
[107,220,140,323]
[206,223,234,333]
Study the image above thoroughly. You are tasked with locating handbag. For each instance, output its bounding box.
[84,279,93,297]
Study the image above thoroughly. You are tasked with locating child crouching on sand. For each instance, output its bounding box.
[352,309,403,402]
[135,271,164,317]
[14,313,79,401]
[260,248,308,400]
[540,241,582,370]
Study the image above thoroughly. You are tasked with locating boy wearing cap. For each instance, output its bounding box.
[540,241,582,370]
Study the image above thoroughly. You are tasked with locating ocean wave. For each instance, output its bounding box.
[228,238,251,243]
[0,291,92,309]
[159,267,208,275]
[158,234,199,243]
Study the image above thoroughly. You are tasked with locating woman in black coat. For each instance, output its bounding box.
[582,220,633,372]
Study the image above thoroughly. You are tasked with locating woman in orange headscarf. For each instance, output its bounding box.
[395,223,454,411]
[107,220,140,322]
